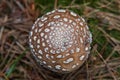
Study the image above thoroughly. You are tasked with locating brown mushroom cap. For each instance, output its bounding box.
[29,9,92,73]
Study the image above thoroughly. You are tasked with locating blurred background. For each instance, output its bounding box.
[0,0,120,80]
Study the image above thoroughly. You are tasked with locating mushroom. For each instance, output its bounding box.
[29,9,92,73]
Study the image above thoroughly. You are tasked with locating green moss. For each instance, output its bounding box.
[109,30,120,41]
[117,67,120,75]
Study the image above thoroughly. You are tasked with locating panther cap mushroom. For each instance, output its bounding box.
[29,9,92,73]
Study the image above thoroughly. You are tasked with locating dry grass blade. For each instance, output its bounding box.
[0,27,4,41]
[96,50,117,80]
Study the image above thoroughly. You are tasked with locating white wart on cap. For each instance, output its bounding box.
[29,9,92,73]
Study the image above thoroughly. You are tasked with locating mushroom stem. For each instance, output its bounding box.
[54,0,58,9]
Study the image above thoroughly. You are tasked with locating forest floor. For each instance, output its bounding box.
[0,0,120,80]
